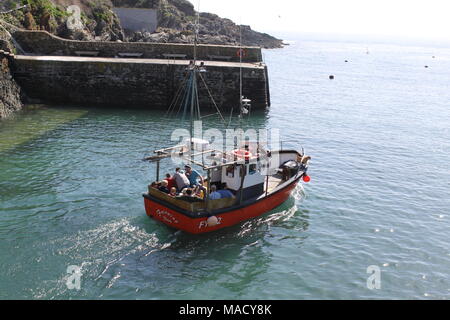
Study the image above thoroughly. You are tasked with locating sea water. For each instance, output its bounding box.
[0,33,449,299]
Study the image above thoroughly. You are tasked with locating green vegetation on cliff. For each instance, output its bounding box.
[1,0,282,47]
[1,0,124,41]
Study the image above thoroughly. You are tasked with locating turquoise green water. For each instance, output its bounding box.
[1,35,449,299]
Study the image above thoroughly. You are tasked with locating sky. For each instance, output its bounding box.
[191,0,450,41]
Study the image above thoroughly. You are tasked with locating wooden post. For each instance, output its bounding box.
[156,159,160,182]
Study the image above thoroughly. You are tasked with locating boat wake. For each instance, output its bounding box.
[237,204,299,237]
[36,218,174,298]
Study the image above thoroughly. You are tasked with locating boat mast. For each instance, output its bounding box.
[239,24,243,117]
[189,1,201,162]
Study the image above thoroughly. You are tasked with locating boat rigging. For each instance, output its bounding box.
[142,2,311,234]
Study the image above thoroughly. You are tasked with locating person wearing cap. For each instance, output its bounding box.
[185,165,204,188]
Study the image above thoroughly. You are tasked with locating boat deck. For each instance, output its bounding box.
[266,175,284,193]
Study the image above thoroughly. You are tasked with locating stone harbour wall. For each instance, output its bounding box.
[13,31,263,63]
[11,56,270,110]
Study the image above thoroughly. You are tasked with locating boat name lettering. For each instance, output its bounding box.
[155,209,179,224]
[199,217,223,229]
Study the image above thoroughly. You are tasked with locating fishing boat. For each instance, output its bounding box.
[142,9,311,234]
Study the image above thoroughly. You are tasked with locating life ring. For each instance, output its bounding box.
[236,48,247,58]
[233,149,252,160]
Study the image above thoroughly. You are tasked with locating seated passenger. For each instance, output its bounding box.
[174,167,190,191]
[194,184,205,199]
[169,187,178,197]
[208,185,222,200]
[150,182,158,189]
[177,188,203,203]
[164,173,177,191]
[217,183,235,199]
[158,180,170,194]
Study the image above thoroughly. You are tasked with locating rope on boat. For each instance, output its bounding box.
[164,71,190,119]
[198,72,226,124]
[181,72,193,121]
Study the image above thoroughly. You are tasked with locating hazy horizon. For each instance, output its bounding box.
[190,0,450,43]
[266,31,450,48]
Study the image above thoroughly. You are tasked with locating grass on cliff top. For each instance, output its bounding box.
[22,0,69,19]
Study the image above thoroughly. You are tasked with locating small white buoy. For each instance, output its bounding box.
[207,216,219,227]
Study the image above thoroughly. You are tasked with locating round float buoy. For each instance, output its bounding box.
[345,60,348,62]
[207,216,219,227]
[424,65,429,68]
[302,175,311,183]
[329,75,334,80]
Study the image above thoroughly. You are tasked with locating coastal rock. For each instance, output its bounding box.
[0,51,23,119]
[2,1,281,47]
[146,0,284,48]
[1,0,124,42]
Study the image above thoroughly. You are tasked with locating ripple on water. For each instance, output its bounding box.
[1,38,450,299]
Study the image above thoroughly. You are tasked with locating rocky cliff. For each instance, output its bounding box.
[1,0,125,41]
[125,0,284,48]
[1,0,283,47]
[0,48,23,119]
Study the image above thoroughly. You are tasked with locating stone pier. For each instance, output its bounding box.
[9,31,271,110]
[12,55,270,110]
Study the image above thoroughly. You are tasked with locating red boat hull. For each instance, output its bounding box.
[144,178,300,234]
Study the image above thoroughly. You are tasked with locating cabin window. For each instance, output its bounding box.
[249,164,257,175]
